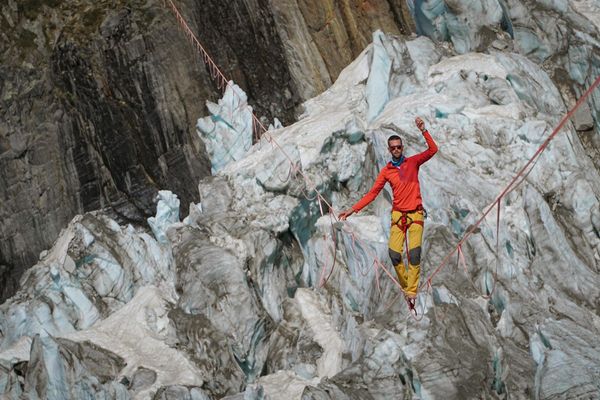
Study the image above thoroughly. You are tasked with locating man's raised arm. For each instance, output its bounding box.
[414,117,438,166]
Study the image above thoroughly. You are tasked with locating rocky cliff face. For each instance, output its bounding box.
[0,0,414,301]
[0,0,211,300]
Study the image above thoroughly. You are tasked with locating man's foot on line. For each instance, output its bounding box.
[406,297,417,315]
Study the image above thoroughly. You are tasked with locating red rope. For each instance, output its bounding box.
[423,75,600,289]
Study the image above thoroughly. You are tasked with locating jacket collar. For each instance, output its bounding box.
[390,155,405,167]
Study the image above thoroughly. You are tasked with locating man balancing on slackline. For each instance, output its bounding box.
[338,117,438,313]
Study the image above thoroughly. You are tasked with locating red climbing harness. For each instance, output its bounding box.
[393,205,426,258]
[393,206,425,231]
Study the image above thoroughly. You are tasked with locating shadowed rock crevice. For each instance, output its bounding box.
[184,0,301,126]
[2,335,129,399]
[51,15,208,220]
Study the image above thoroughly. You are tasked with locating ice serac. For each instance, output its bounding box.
[0,212,173,351]
[0,199,178,398]
[170,225,267,383]
[366,31,427,123]
[196,82,254,174]
[147,190,181,244]
[366,30,392,122]
[61,286,204,399]
[22,335,128,400]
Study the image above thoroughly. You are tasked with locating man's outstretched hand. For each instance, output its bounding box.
[338,208,355,221]
[415,117,426,133]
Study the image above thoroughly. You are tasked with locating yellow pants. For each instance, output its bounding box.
[388,210,424,298]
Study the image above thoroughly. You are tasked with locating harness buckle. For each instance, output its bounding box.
[397,212,414,232]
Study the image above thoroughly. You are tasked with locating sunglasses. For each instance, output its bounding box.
[388,145,403,150]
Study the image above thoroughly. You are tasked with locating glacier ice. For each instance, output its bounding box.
[147,189,181,244]
[196,81,253,174]
[366,30,392,122]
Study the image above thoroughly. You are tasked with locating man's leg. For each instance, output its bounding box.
[389,211,408,292]
[405,211,424,298]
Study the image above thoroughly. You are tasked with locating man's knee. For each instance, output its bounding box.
[408,246,421,265]
[389,248,402,266]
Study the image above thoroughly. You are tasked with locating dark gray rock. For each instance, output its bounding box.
[168,308,246,398]
[20,335,128,399]
[129,366,157,391]
[153,385,211,400]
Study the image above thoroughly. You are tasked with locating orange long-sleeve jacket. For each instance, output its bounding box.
[352,130,438,213]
